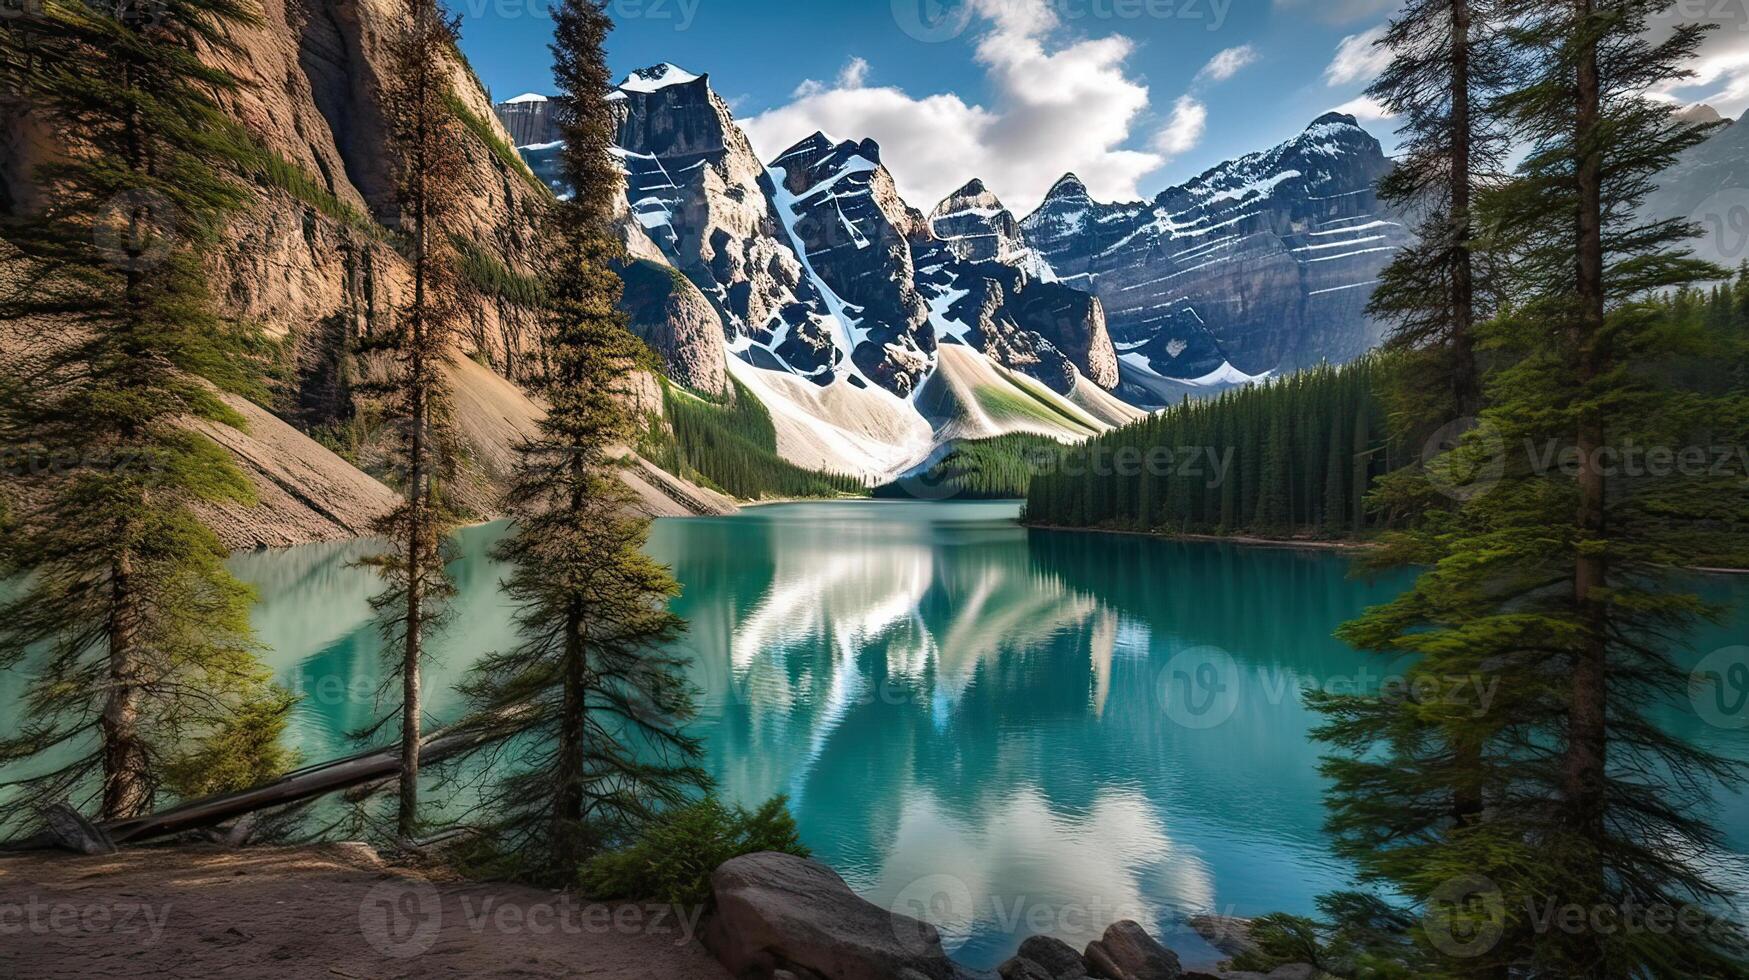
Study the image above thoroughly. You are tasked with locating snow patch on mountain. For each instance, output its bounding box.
[621,63,700,93]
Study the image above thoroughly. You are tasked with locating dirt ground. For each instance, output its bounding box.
[0,844,730,980]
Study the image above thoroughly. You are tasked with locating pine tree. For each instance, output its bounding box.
[353,0,468,841]
[450,0,707,878]
[1367,0,1509,426]
[0,0,293,830]
[1315,3,1749,974]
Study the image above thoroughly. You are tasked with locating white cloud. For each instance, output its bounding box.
[838,57,871,90]
[1325,27,1392,87]
[1197,44,1259,83]
[740,0,1164,214]
[1155,96,1208,158]
[1660,42,1749,118]
[1331,95,1395,122]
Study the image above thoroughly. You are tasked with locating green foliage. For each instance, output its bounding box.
[641,377,865,500]
[1310,4,1749,976]
[162,688,302,799]
[0,0,296,829]
[1231,893,1418,980]
[235,138,389,240]
[973,380,1097,434]
[446,0,709,879]
[874,433,1062,500]
[451,233,546,307]
[580,795,809,906]
[445,92,546,193]
[1023,359,1397,539]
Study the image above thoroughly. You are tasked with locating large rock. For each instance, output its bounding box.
[704,852,988,980]
[1187,915,1260,962]
[999,935,1090,979]
[1082,921,1183,980]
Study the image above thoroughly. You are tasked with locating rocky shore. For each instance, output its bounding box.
[1,845,1319,980]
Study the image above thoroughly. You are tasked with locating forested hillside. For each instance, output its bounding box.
[640,378,866,501]
[1022,359,1396,537]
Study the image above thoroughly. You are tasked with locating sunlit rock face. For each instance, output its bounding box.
[607,65,844,383]
[1020,114,1411,404]
[929,179,1051,278]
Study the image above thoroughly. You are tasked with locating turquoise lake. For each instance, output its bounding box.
[215,501,1749,967]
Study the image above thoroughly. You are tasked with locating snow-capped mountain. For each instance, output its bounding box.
[494,66,1415,473]
[1020,112,1410,403]
[497,65,1141,477]
[929,179,1054,279]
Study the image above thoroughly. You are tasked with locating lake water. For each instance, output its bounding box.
[215,501,1749,967]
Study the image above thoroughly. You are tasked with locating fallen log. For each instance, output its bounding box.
[2,713,515,853]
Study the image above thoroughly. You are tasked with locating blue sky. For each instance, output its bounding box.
[453,0,1748,214]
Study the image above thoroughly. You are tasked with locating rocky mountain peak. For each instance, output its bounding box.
[1675,103,1726,126]
[1044,172,1091,203]
[621,63,704,93]
[929,178,1050,274]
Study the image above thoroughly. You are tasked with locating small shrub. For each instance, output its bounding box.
[580,795,809,907]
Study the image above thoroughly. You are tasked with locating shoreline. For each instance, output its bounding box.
[1023,520,1375,553]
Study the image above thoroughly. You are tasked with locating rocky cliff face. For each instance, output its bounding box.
[608,63,837,380]
[597,64,1123,408]
[496,92,561,147]
[1,0,739,541]
[928,178,1052,279]
[1020,113,1409,403]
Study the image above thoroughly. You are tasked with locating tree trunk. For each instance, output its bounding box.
[100,548,150,820]
[397,23,432,840]
[1450,0,1479,418]
[1565,0,1610,853]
